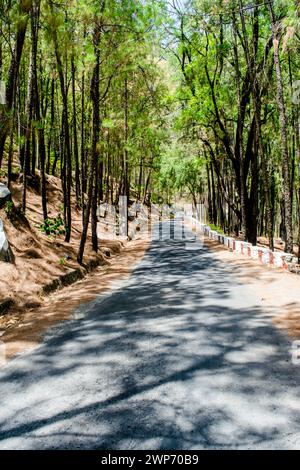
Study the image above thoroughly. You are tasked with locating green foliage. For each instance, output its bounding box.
[3,0,299,251]
[164,0,300,243]
[58,257,66,266]
[155,136,206,203]
[209,224,225,235]
[4,200,14,217]
[40,215,65,236]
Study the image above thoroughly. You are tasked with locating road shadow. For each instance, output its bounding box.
[0,222,300,449]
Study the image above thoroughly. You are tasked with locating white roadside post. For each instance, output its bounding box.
[0,331,5,365]
[0,81,5,105]
[119,196,128,238]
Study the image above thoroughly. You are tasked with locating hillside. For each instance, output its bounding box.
[0,170,124,320]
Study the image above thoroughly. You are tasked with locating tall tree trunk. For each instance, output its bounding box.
[0,0,32,167]
[268,0,293,253]
[32,0,47,221]
[47,75,55,174]
[50,1,72,241]
[123,76,129,199]
[210,163,217,225]
[232,10,247,239]
[90,32,101,254]
[206,161,213,223]
[71,53,81,206]
[80,67,86,223]
[137,156,143,201]
[22,43,35,213]
[78,22,101,263]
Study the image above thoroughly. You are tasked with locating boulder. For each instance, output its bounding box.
[19,173,40,192]
[0,183,11,209]
[62,252,72,260]
[0,218,14,263]
[101,248,111,258]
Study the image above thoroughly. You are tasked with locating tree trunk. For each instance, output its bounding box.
[22,44,35,213]
[71,54,81,206]
[32,0,47,221]
[78,23,101,263]
[0,0,32,167]
[50,1,72,241]
[268,0,293,253]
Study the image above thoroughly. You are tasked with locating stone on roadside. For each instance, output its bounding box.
[0,183,11,209]
[0,218,14,263]
[102,248,111,258]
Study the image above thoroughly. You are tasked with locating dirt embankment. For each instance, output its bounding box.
[0,170,151,361]
[0,238,149,361]
[0,173,115,313]
[0,169,149,326]
[205,238,300,339]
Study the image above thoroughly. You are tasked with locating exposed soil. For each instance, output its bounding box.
[205,238,300,339]
[0,173,114,312]
[0,170,151,362]
[0,238,149,361]
[257,235,299,256]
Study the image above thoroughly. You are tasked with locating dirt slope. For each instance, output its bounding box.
[0,171,123,318]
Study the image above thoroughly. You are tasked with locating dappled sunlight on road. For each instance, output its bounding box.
[0,223,300,449]
[1,239,149,359]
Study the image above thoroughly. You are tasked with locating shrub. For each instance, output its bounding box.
[58,257,66,266]
[209,223,225,235]
[4,200,14,217]
[40,214,65,236]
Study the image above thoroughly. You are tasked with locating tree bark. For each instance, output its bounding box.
[78,22,102,263]
[268,0,293,253]
[50,1,72,241]
[0,0,32,167]
[71,53,81,206]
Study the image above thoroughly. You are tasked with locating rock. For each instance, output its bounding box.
[102,248,111,258]
[0,298,14,316]
[97,202,112,218]
[0,183,11,208]
[63,252,72,260]
[0,218,14,263]
[24,300,42,309]
[285,254,293,263]
[21,248,41,259]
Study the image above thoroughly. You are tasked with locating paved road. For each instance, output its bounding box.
[1,222,300,449]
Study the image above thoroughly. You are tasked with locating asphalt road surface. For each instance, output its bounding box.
[1,222,300,449]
